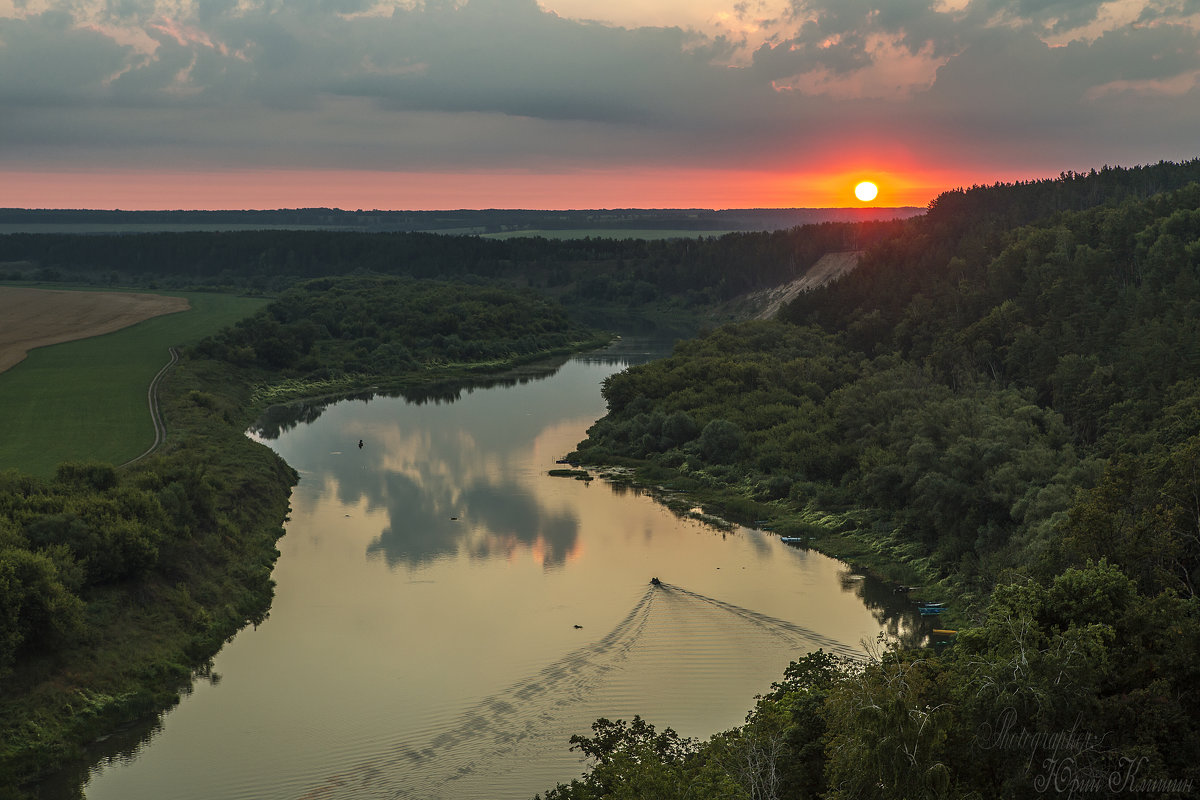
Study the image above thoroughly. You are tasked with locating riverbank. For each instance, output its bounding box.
[2,332,614,797]
[0,362,297,796]
[576,460,969,631]
[245,333,613,410]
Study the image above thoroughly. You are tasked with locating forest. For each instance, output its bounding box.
[0,206,920,234]
[193,276,602,376]
[0,218,904,315]
[557,161,1200,798]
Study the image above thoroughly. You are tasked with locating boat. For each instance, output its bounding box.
[918,606,945,616]
[779,536,804,543]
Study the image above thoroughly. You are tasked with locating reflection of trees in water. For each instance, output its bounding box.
[252,391,375,439]
[33,667,223,797]
[836,568,926,648]
[248,332,684,441]
[249,357,573,440]
[252,335,682,569]
[573,331,689,368]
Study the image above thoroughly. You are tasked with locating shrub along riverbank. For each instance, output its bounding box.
[0,277,607,795]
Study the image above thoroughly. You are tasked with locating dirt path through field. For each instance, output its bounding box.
[0,287,190,374]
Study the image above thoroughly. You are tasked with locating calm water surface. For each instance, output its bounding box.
[80,339,917,800]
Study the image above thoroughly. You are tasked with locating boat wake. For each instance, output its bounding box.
[297,585,656,799]
[296,581,864,800]
[657,582,866,662]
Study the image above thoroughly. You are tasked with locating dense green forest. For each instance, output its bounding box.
[557,162,1200,797]
[193,276,602,377]
[0,218,903,314]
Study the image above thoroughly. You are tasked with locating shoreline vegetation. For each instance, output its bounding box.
[0,277,611,796]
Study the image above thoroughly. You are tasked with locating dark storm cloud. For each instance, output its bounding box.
[0,11,133,103]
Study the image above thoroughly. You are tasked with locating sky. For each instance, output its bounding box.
[1,0,1198,210]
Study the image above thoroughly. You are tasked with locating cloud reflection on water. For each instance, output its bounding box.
[363,473,581,569]
[252,336,680,572]
[253,359,605,572]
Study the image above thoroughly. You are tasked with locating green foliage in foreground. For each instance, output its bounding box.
[0,291,267,476]
[540,564,1200,800]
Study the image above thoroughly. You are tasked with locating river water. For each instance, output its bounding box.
[77,337,918,800]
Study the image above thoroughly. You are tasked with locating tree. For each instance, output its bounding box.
[0,547,83,677]
[699,420,745,464]
[538,716,703,800]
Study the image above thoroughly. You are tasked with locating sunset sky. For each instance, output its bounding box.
[2,0,1198,210]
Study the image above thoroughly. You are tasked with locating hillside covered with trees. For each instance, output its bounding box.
[558,161,1200,797]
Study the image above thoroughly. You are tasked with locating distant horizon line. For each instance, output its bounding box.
[1,205,926,213]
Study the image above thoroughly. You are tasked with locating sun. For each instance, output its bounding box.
[854,181,879,202]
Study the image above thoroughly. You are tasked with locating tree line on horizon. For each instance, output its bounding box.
[0,216,904,310]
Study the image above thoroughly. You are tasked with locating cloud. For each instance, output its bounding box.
[1,0,1199,187]
[0,11,134,103]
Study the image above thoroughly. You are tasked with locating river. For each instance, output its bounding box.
[76,336,918,800]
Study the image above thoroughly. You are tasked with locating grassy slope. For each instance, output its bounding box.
[1,355,298,793]
[0,292,268,476]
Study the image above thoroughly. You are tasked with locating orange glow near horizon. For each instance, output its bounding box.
[0,166,970,211]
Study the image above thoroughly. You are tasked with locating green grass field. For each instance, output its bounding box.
[0,291,267,476]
